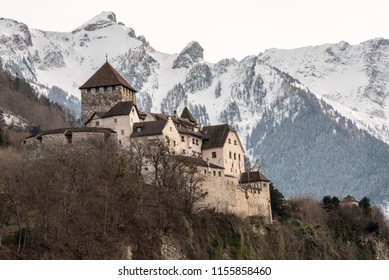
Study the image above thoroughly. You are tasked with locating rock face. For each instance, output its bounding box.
[172,41,204,69]
[2,12,389,209]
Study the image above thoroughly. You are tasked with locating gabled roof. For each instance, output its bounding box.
[84,111,106,125]
[201,124,240,149]
[131,121,167,138]
[341,195,358,204]
[79,62,137,92]
[180,106,197,124]
[102,101,137,118]
[147,113,202,137]
[240,171,270,184]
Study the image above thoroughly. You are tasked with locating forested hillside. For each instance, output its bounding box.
[0,67,74,143]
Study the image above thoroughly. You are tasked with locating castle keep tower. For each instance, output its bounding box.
[79,62,137,123]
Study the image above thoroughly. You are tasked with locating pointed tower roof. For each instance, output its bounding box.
[180,106,197,123]
[79,62,137,92]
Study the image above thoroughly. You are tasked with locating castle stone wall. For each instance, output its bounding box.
[81,86,134,122]
[198,168,272,222]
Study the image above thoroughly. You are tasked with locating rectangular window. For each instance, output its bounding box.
[196,139,199,145]
[213,171,216,176]
[95,121,99,127]
[212,151,217,158]
[238,154,241,161]
[204,170,207,175]
[234,153,236,160]
[114,118,117,123]
[121,130,125,135]
[181,136,185,142]
[229,151,232,159]
[218,171,222,177]
[136,127,142,132]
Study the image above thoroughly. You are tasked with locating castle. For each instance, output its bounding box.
[24,61,272,221]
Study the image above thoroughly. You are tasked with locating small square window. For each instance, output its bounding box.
[212,152,217,158]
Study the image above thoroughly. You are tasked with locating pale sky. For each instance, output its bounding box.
[2,0,389,62]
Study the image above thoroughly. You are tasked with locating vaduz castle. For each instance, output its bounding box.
[24,61,272,221]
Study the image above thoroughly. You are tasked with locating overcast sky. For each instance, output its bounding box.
[2,0,389,62]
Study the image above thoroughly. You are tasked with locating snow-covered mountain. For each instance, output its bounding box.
[1,11,389,207]
[260,41,389,144]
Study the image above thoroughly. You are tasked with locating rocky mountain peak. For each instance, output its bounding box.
[71,11,118,34]
[172,41,204,69]
[0,17,32,49]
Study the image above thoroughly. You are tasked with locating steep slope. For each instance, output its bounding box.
[247,69,389,205]
[0,67,68,132]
